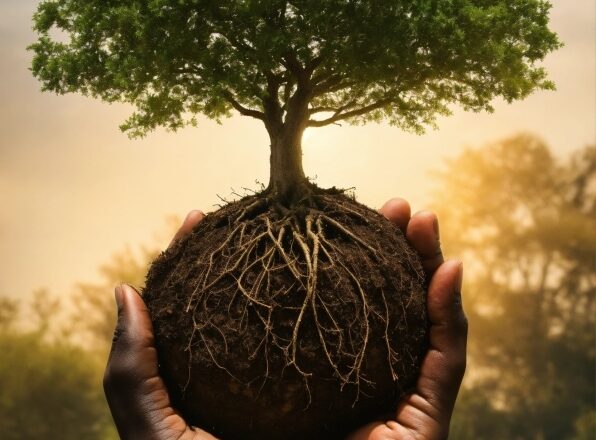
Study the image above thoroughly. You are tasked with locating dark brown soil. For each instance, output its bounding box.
[143,187,428,439]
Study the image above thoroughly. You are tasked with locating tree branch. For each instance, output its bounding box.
[309,98,358,116]
[309,106,338,114]
[312,74,341,93]
[312,75,358,97]
[223,91,265,120]
[263,73,284,132]
[308,98,394,127]
[305,55,323,75]
[282,74,296,110]
[283,51,315,90]
[282,51,304,77]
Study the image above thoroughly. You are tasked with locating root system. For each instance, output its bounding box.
[144,188,428,439]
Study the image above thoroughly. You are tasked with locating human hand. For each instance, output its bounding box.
[104,199,467,440]
[348,198,468,440]
[103,211,217,440]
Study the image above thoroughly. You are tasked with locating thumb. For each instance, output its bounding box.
[398,260,467,427]
[106,284,158,382]
[424,260,467,395]
[104,284,174,439]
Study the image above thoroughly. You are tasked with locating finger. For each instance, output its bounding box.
[400,260,467,427]
[379,197,411,233]
[348,260,465,440]
[106,284,158,382]
[346,421,402,440]
[406,211,444,277]
[104,285,180,439]
[169,210,206,247]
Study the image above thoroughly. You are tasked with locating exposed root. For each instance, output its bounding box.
[144,190,429,437]
[181,200,415,404]
[235,197,268,223]
[321,215,382,259]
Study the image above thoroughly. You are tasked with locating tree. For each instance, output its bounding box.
[0,225,172,440]
[0,297,18,331]
[0,297,117,440]
[29,3,564,436]
[30,0,560,203]
[432,135,595,439]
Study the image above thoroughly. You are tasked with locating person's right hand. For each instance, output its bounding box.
[103,211,217,440]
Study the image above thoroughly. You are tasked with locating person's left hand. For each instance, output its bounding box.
[347,198,467,440]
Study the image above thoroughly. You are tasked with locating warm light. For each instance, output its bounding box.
[302,128,314,144]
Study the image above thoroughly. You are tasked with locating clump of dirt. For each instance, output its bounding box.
[143,187,428,439]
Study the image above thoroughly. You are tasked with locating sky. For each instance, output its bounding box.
[1,0,595,301]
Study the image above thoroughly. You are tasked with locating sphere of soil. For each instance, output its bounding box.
[143,190,428,439]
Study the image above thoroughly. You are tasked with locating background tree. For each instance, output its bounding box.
[72,244,163,355]
[0,224,172,440]
[432,134,596,439]
[30,0,561,202]
[0,297,18,331]
[0,297,117,440]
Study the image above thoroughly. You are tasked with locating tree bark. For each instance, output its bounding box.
[268,128,309,204]
[266,89,311,204]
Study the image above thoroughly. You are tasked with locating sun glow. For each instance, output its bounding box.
[302,128,314,145]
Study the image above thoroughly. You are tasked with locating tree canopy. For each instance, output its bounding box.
[30,0,561,138]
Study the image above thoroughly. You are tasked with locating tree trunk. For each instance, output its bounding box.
[268,128,309,204]
[266,89,311,205]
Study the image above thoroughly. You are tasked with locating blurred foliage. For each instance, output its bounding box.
[571,410,596,440]
[434,134,595,439]
[0,297,18,331]
[71,244,162,356]
[0,300,116,440]
[0,134,594,438]
[0,236,168,439]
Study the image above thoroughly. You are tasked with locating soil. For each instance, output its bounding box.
[143,187,428,439]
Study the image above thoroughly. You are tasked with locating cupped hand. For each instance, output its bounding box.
[347,198,467,440]
[103,199,467,440]
[103,211,216,440]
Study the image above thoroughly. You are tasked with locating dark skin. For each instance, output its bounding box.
[104,198,468,440]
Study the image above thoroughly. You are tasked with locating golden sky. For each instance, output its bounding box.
[1,0,595,300]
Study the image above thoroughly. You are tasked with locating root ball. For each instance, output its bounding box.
[143,190,428,439]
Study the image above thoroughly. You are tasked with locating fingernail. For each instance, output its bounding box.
[124,283,140,295]
[115,284,124,310]
[455,261,464,294]
[433,215,440,239]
